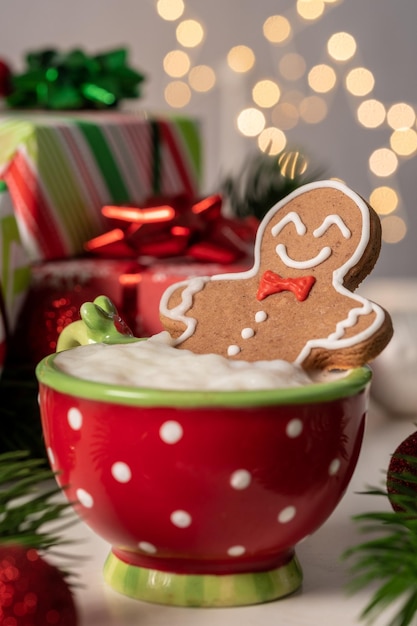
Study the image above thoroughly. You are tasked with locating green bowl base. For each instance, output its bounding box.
[103,551,303,607]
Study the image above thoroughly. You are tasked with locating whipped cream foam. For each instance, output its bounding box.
[54,332,348,392]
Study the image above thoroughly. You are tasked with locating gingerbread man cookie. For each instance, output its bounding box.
[160,180,393,370]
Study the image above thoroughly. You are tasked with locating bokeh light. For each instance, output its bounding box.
[282,90,304,107]
[299,96,328,123]
[390,128,417,156]
[308,64,337,93]
[163,50,190,77]
[357,99,386,128]
[327,32,357,61]
[369,148,398,177]
[370,186,398,215]
[263,15,292,44]
[278,151,308,178]
[157,0,184,21]
[272,102,299,130]
[176,19,205,47]
[188,65,216,92]
[381,215,407,243]
[345,67,375,96]
[296,0,325,20]
[227,45,255,73]
[387,102,416,130]
[278,53,306,81]
[237,108,266,136]
[258,127,287,154]
[252,79,280,108]
[164,81,191,108]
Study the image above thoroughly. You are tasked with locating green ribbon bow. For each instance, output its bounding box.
[6,47,146,110]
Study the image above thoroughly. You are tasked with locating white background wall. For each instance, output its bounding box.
[1,0,416,279]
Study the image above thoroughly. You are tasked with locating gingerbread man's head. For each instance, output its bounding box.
[256,180,381,292]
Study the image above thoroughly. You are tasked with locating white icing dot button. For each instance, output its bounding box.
[76,488,94,508]
[328,458,341,476]
[230,469,252,490]
[67,407,82,430]
[227,345,241,356]
[170,510,192,528]
[138,541,157,554]
[278,505,296,524]
[227,545,246,557]
[159,421,183,444]
[286,419,303,438]
[255,311,267,323]
[111,462,132,483]
[241,327,255,339]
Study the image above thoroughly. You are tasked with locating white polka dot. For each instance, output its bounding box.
[241,327,255,339]
[278,506,296,524]
[76,488,94,508]
[159,421,183,444]
[111,462,132,483]
[329,458,341,476]
[227,545,246,557]
[227,345,241,356]
[286,419,303,438]
[138,541,157,554]
[255,311,268,323]
[170,510,192,528]
[67,407,82,430]
[230,469,252,490]
[47,447,55,466]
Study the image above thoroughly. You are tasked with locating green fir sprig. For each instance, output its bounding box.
[343,456,417,626]
[221,150,325,221]
[0,449,76,553]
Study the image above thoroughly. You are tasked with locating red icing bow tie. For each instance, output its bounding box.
[257,270,316,302]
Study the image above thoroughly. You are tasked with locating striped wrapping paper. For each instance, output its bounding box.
[0,111,201,261]
[0,181,31,371]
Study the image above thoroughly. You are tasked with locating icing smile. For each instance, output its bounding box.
[276,243,332,269]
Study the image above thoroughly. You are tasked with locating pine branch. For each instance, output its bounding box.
[0,450,76,554]
[343,455,417,626]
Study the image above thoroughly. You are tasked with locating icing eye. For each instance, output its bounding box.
[313,215,351,239]
[271,212,307,237]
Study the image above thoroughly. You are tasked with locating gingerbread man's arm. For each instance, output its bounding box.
[159,276,210,342]
[299,301,393,370]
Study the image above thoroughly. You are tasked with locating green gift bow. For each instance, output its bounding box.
[6,48,146,110]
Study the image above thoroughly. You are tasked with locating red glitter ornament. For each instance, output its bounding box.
[386,430,417,513]
[0,544,78,626]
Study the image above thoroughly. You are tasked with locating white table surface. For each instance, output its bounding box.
[61,400,415,626]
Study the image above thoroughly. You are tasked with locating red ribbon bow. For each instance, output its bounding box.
[85,194,258,265]
[257,270,316,302]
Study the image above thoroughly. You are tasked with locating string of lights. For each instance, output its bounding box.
[155,0,414,245]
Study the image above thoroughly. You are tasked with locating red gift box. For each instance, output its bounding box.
[12,258,142,365]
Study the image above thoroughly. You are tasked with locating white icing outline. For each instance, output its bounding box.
[271,211,307,236]
[276,243,332,269]
[159,179,386,362]
[313,215,351,239]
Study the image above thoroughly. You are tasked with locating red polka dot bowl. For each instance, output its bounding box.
[36,344,371,607]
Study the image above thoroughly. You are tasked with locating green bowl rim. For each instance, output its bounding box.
[36,352,372,408]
